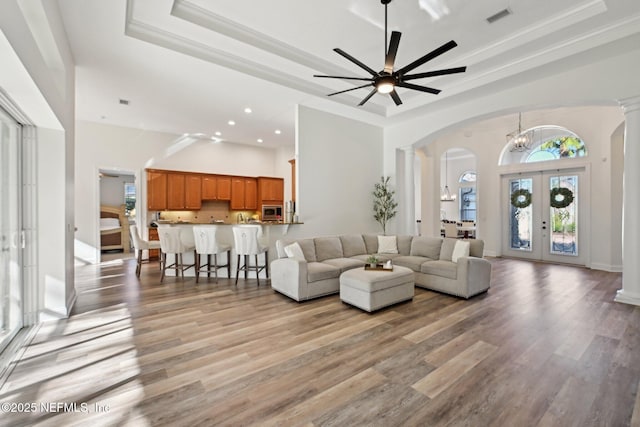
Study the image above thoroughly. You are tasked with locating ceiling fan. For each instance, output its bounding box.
[314,0,466,106]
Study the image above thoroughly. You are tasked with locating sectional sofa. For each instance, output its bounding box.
[271,234,491,302]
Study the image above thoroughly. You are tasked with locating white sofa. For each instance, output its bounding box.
[271,234,491,302]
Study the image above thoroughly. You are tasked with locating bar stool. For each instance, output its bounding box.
[158,227,195,282]
[232,224,268,286]
[192,225,231,283]
[129,224,161,277]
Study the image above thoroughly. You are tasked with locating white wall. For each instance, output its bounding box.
[275,145,296,203]
[38,128,69,318]
[75,120,288,263]
[100,174,134,207]
[291,105,384,238]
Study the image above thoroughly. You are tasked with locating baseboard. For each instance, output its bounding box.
[590,263,623,273]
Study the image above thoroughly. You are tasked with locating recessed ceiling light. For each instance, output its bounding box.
[244,107,252,114]
[215,131,221,136]
[228,120,236,126]
[274,129,282,135]
[257,139,263,143]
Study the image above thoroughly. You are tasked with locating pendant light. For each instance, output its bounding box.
[508,112,533,152]
[441,151,456,202]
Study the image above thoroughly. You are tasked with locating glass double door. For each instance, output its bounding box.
[502,168,585,265]
[0,107,22,367]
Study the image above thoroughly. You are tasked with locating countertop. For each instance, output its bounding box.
[153,221,303,226]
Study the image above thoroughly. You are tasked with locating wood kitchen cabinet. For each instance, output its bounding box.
[185,175,202,209]
[167,173,186,210]
[202,175,232,201]
[148,227,159,260]
[166,173,201,210]
[148,168,259,211]
[245,178,257,209]
[147,170,167,210]
[230,178,244,209]
[231,177,257,210]
[217,176,232,200]
[258,177,284,205]
[201,175,218,200]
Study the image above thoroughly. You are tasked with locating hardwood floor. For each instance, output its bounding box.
[1,257,638,426]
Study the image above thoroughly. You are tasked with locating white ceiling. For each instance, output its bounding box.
[57,0,640,148]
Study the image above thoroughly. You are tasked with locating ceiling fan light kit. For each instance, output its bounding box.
[314,0,466,106]
[376,75,396,94]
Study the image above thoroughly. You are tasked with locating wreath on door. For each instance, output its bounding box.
[510,188,532,209]
[550,187,574,209]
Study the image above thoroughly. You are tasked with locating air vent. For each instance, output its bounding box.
[119,99,130,106]
[486,8,511,24]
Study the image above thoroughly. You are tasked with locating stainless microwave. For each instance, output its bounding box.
[262,205,283,221]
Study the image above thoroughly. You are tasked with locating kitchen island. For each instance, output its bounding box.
[153,222,302,278]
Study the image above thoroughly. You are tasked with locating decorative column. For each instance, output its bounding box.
[615,96,640,306]
[403,146,416,235]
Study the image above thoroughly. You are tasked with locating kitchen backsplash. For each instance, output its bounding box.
[151,201,258,224]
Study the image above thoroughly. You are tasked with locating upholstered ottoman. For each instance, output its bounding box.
[339,265,414,312]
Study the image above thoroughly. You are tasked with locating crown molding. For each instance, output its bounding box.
[171,0,358,78]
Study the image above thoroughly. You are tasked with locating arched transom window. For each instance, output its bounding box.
[500,125,587,165]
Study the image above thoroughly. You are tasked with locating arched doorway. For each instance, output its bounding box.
[440,148,477,237]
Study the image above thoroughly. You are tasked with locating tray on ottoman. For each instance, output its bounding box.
[340,265,414,312]
[364,264,394,271]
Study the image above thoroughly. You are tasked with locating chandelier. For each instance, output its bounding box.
[508,112,533,152]
[441,151,456,202]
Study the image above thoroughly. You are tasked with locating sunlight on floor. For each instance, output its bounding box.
[0,303,150,425]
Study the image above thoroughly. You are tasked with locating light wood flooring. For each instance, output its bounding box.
[1,257,639,426]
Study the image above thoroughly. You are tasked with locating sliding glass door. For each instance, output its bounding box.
[0,107,22,366]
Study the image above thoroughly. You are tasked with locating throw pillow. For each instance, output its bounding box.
[284,242,305,261]
[451,240,470,263]
[377,235,398,254]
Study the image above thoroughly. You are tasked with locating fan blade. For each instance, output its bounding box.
[396,40,458,75]
[358,88,378,106]
[389,90,402,106]
[402,66,467,81]
[397,82,441,95]
[327,83,373,97]
[334,48,379,77]
[314,75,374,82]
[384,31,401,74]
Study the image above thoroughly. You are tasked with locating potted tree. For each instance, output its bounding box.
[373,176,398,235]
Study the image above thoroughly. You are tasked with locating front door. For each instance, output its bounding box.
[502,168,586,265]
